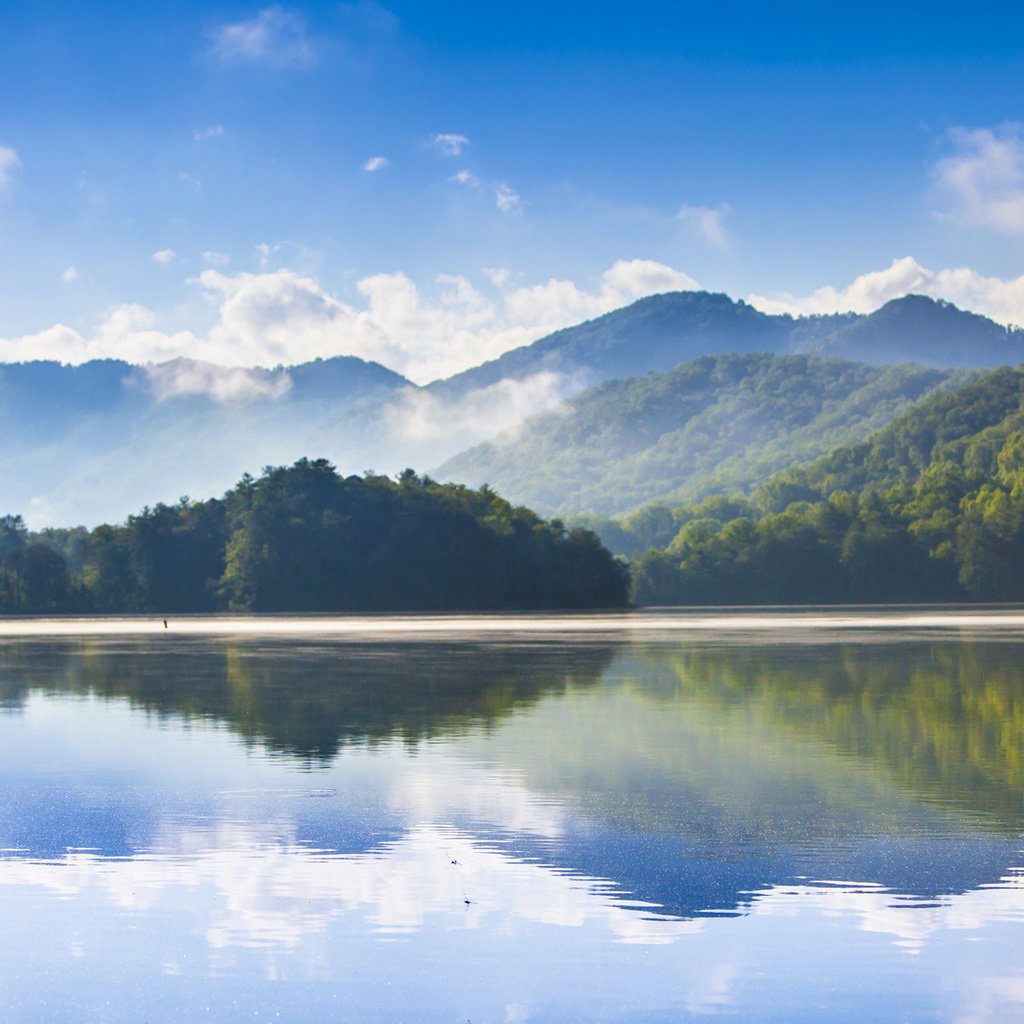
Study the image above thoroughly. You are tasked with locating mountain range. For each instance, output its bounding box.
[1,291,1022,527]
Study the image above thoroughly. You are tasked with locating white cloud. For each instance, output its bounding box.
[453,168,480,186]
[934,124,1024,234]
[495,183,522,214]
[193,125,225,142]
[210,6,315,69]
[0,258,699,383]
[385,372,571,443]
[61,266,78,283]
[0,145,20,191]
[363,155,388,171]
[747,256,1024,326]
[0,306,200,366]
[152,249,176,265]
[677,204,731,249]
[202,251,230,266]
[140,359,292,403]
[429,133,469,157]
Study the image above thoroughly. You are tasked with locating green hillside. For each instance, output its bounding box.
[436,354,968,516]
[632,365,1024,604]
[0,459,629,614]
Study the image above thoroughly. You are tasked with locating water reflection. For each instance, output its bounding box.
[0,635,618,758]
[1,617,1024,1022]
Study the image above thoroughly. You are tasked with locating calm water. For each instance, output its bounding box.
[1,611,1023,1023]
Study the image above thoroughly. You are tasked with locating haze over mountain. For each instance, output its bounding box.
[0,356,412,527]
[435,354,970,516]
[1,290,1020,527]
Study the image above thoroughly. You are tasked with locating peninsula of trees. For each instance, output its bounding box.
[0,460,630,614]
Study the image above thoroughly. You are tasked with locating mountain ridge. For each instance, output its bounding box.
[2,289,1021,527]
[434,353,971,516]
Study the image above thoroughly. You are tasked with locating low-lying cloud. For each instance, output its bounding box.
[140,359,293,403]
[385,371,572,445]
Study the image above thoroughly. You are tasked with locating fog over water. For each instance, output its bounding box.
[2,607,1024,638]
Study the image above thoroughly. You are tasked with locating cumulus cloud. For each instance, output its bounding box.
[677,204,731,249]
[429,133,469,157]
[494,182,522,213]
[363,155,388,171]
[747,256,1024,326]
[152,249,176,265]
[0,306,201,366]
[933,124,1024,234]
[500,259,699,337]
[61,266,78,283]
[0,259,699,384]
[453,169,479,186]
[202,251,230,266]
[140,359,292,403]
[0,145,20,191]
[209,6,315,68]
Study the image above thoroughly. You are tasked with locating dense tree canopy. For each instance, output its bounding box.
[632,367,1024,605]
[0,460,629,614]
[438,353,967,516]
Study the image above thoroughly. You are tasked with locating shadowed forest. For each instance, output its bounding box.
[0,459,629,614]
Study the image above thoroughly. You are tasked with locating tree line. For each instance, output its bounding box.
[0,459,630,614]
[632,367,1024,604]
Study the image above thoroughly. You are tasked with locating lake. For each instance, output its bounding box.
[1,610,1023,1022]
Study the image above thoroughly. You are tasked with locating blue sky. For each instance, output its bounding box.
[1,1,1023,381]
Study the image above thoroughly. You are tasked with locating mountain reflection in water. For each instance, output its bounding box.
[1,616,1023,1023]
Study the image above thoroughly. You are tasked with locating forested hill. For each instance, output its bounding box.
[436,354,969,516]
[429,292,1022,401]
[0,460,629,614]
[630,365,1024,605]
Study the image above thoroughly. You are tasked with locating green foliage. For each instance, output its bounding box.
[634,366,1024,605]
[0,460,629,614]
[438,354,967,517]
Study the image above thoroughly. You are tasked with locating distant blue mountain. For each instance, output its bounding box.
[429,292,1022,401]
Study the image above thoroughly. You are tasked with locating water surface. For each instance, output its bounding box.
[1,611,1023,1022]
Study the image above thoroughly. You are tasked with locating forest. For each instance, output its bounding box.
[631,367,1024,604]
[5,364,1024,612]
[438,353,968,515]
[0,459,630,614]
